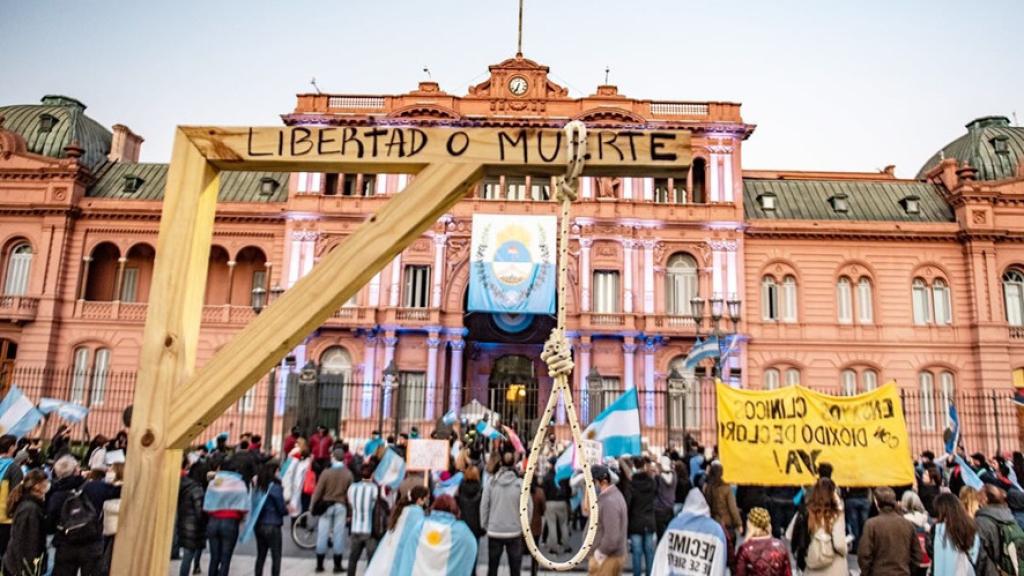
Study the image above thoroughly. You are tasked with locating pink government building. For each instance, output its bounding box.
[1,53,1022,454]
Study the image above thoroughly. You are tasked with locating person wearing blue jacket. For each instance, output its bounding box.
[253,462,287,576]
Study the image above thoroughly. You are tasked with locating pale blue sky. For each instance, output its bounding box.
[1,0,1021,177]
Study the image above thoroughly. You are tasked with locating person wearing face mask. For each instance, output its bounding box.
[3,469,50,576]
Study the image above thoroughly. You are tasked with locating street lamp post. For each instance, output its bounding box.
[381,360,397,437]
[668,367,688,450]
[586,366,603,423]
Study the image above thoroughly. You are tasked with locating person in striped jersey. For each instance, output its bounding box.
[346,463,380,576]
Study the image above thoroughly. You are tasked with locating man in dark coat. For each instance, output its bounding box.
[627,457,657,576]
[857,486,921,575]
[975,484,1015,576]
[46,455,101,576]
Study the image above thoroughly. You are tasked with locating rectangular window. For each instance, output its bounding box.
[403,265,431,308]
[762,279,778,321]
[1007,283,1024,326]
[920,372,935,431]
[667,272,698,315]
[120,268,139,302]
[398,371,427,421]
[529,177,550,201]
[4,251,31,295]
[837,279,852,324]
[592,271,620,313]
[324,173,340,195]
[934,284,952,325]
[654,178,670,204]
[71,347,89,404]
[340,175,357,197]
[91,348,110,406]
[361,175,376,197]
[913,282,931,325]
[782,278,797,323]
[857,279,874,323]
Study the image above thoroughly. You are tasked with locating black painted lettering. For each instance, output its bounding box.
[385,128,406,157]
[364,128,388,157]
[277,130,284,156]
[498,129,528,163]
[341,128,364,158]
[537,131,562,162]
[446,131,469,156]
[291,128,314,156]
[597,132,624,161]
[620,131,640,161]
[247,127,272,157]
[650,133,678,161]
[317,128,339,155]
[407,129,428,156]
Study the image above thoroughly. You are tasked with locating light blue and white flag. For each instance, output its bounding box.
[374,448,407,490]
[365,437,384,457]
[467,214,556,314]
[554,387,642,482]
[475,420,503,441]
[365,505,425,576]
[38,398,89,423]
[391,509,479,576]
[202,470,251,513]
[0,386,43,438]
[944,402,960,455]
[441,408,458,426]
[954,455,984,491]
[433,472,463,498]
[684,336,720,370]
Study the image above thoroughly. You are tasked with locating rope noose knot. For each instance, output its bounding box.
[541,329,574,378]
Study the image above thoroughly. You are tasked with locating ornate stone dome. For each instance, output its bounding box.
[917,116,1024,181]
[0,95,112,170]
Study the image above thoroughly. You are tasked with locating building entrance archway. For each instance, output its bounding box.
[488,354,538,432]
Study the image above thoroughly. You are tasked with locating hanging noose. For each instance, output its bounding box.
[518,120,600,571]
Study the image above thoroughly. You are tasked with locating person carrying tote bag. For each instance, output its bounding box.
[801,478,848,576]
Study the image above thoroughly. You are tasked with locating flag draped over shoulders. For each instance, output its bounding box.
[393,510,478,576]
[203,471,251,513]
[365,505,425,576]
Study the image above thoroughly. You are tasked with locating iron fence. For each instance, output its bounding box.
[6,365,1022,460]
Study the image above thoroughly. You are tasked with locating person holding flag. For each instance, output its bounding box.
[554,387,642,483]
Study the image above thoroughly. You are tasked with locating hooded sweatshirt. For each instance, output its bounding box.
[481,467,532,538]
[653,488,727,576]
[975,504,1016,576]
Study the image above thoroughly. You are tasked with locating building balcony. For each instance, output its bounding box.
[579,312,637,332]
[381,307,441,327]
[73,300,259,325]
[322,306,377,329]
[0,295,39,323]
[642,314,698,336]
[1012,326,1024,341]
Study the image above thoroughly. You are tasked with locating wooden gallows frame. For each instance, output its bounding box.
[110,124,692,574]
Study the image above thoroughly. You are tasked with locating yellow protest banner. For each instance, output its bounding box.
[716,381,914,487]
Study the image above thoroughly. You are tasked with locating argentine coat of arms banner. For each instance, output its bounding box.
[467,214,556,315]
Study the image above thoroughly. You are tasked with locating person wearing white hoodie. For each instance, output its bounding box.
[652,488,727,576]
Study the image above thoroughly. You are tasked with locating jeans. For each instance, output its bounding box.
[255,524,282,576]
[845,497,870,549]
[487,536,523,576]
[316,503,348,556]
[179,547,202,576]
[207,517,240,576]
[543,501,569,548]
[630,532,655,576]
[347,533,377,576]
[52,542,103,576]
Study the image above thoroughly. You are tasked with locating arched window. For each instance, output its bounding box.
[912,278,931,325]
[920,371,936,431]
[782,276,798,322]
[841,369,857,396]
[862,369,878,391]
[784,368,801,387]
[836,277,852,323]
[3,244,32,295]
[761,277,778,321]
[1003,269,1024,327]
[91,348,110,405]
[71,347,90,404]
[940,371,955,410]
[690,158,706,204]
[666,253,698,316]
[320,346,353,382]
[857,277,874,323]
[764,368,780,390]
[933,278,952,325]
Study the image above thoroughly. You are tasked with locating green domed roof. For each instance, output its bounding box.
[0,95,112,170]
[917,116,1024,181]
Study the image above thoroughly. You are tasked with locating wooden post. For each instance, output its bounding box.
[110,130,219,575]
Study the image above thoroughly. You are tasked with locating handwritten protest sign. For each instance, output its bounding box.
[406,439,449,472]
[581,439,603,467]
[716,381,914,487]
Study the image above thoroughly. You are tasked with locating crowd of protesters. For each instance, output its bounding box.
[6,418,1024,576]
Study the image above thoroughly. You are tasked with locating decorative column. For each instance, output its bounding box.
[580,238,592,312]
[642,240,657,314]
[361,334,378,417]
[113,257,127,301]
[623,339,637,389]
[301,233,316,276]
[722,147,734,202]
[642,178,654,202]
[388,255,402,307]
[709,151,720,202]
[287,232,302,287]
[431,235,446,308]
[581,177,593,199]
[622,240,635,313]
[579,337,592,423]
[425,328,441,420]
[381,333,398,418]
[225,261,237,305]
[448,339,465,412]
[644,337,657,425]
[78,256,92,300]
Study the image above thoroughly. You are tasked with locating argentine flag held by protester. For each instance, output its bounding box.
[374,448,407,490]
[203,470,251,512]
[954,454,984,490]
[944,402,960,455]
[392,510,479,576]
[555,387,642,482]
[433,472,463,498]
[441,408,458,426]
[0,386,43,438]
[38,398,89,423]
[684,335,719,370]
[475,420,503,440]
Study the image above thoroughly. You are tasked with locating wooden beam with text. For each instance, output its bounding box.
[110,123,691,575]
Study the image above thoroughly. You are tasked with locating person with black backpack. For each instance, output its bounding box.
[46,454,102,576]
[975,484,1024,576]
